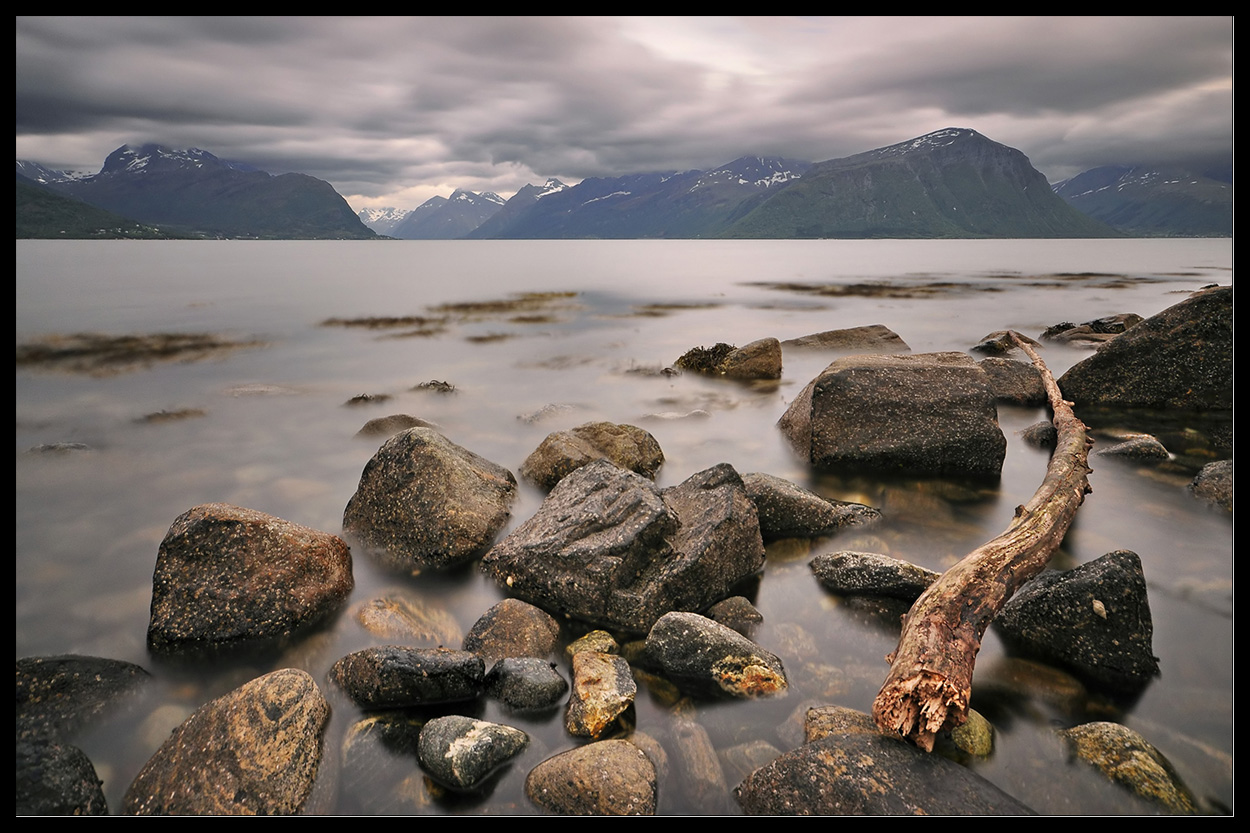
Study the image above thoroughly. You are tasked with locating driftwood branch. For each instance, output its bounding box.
[872,331,1092,751]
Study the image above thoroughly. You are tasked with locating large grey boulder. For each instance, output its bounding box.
[343,427,517,572]
[992,550,1159,694]
[147,504,353,653]
[520,421,664,491]
[124,669,330,815]
[482,460,764,633]
[1058,285,1231,411]
[778,352,1006,477]
[644,611,787,699]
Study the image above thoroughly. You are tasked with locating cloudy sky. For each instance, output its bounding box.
[16,16,1232,212]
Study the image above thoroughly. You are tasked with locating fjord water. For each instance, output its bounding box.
[17,239,1231,814]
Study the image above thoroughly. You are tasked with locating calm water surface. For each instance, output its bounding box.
[16,239,1232,814]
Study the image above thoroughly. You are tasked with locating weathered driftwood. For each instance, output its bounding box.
[873,332,1092,751]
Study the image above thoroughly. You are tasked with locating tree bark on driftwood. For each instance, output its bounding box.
[873,332,1092,751]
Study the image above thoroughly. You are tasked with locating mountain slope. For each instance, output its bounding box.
[17,174,186,239]
[1053,165,1231,237]
[721,129,1115,239]
[390,189,505,239]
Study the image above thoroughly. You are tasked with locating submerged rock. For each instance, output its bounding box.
[342,427,517,572]
[644,611,787,699]
[482,461,764,633]
[123,669,330,815]
[146,504,353,653]
[353,593,462,644]
[17,655,150,742]
[520,421,664,491]
[778,352,1006,477]
[355,414,437,438]
[526,740,657,815]
[417,715,529,792]
[1096,435,1171,460]
[993,550,1159,694]
[1058,285,1231,411]
[1059,722,1197,814]
[743,472,880,539]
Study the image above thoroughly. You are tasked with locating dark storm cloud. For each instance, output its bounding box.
[15,16,1232,207]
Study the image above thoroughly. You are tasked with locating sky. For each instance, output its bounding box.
[16,16,1233,212]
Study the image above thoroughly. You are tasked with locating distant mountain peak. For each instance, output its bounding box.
[865,128,986,161]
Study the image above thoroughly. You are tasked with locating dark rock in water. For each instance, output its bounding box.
[353,592,462,644]
[123,669,330,815]
[644,611,787,699]
[993,550,1160,694]
[526,740,657,815]
[1096,435,1170,460]
[417,715,528,791]
[978,356,1046,406]
[706,595,764,637]
[1059,722,1197,814]
[484,657,568,711]
[971,330,1039,356]
[1019,420,1057,448]
[413,379,456,393]
[16,654,149,742]
[355,413,437,438]
[146,504,353,653]
[345,392,391,406]
[1190,459,1232,511]
[17,738,108,815]
[566,651,636,737]
[743,471,880,539]
[482,460,764,633]
[339,713,432,815]
[735,732,1035,815]
[462,598,561,665]
[1058,285,1231,410]
[781,324,909,354]
[778,352,1006,477]
[27,442,92,454]
[810,551,939,601]
[675,338,782,380]
[669,719,731,814]
[329,646,485,709]
[520,421,664,491]
[343,427,517,572]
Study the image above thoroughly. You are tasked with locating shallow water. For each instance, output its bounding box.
[16,239,1232,814]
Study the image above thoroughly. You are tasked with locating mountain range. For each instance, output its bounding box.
[1051,164,1232,237]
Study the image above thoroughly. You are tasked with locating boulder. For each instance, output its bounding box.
[674,338,782,380]
[992,550,1159,694]
[329,646,484,709]
[1190,459,1232,511]
[566,651,636,737]
[482,461,764,633]
[1058,286,1231,410]
[484,657,568,711]
[417,715,529,792]
[778,352,1006,477]
[781,324,909,354]
[644,611,787,699]
[462,598,561,665]
[17,655,149,742]
[810,551,939,601]
[17,739,108,816]
[1059,722,1197,814]
[123,669,330,815]
[520,421,664,491]
[146,504,353,653]
[342,427,517,572]
[978,357,1046,406]
[526,740,657,815]
[1096,435,1170,460]
[743,472,880,539]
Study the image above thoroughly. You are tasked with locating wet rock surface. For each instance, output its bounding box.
[743,471,880,539]
[674,338,782,380]
[123,668,330,815]
[993,550,1159,694]
[329,646,485,708]
[810,551,939,601]
[16,654,150,742]
[978,356,1046,406]
[566,651,636,737]
[644,611,787,699]
[146,504,353,653]
[462,598,561,665]
[17,738,108,815]
[520,421,664,490]
[355,414,437,438]
[778,351,1007,477]
[1096,434,1171,460]
[417,715,529,791]
[484,657,569,711]
[1190,459,1232,511]
[1059,722,1197,814]
[735,731,1035,815]
[1058,285,1231,410]
[482,460,764,632]
[525,740,657,815]
[343,427,517,572]
[781,323,909,354]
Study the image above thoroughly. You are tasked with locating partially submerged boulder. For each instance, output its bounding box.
[1059,722,1197,814]
[1190,459,1232,511]
[778,352,1006,477]
[343,427,517,572]
[329,646,485,709]
[644,611,787,699]
[123,669,330,815]
[417,715,528,792]
[482,461,764,632]
[743,472,879,539]
[146,504,353,653]
[520,421,664,491]
[462,598,562,665]
[781,324,909,354]
[526,740,657,815]
[1058,286,1231,410]
[978,357,1046,406]
[810,551,939,601]
[674,338,782,380]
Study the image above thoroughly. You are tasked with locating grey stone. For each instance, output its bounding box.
[979,356,1046,406]
[743,471,880,539]
[1190,459,1232,511]
[417,715,528,791]
[669,719,730,813]
[1096,435,1171,460]
[1019,420,1057,448]
[778,352,1006,477]
[123,669,330,815]
[146,504,353,653]
[644,611,787,699]
[781,324,909,354]
[329,646,485,708]
[993,550,1159,694]
[526,740,657,815]
[810,551,939,601]
[520,421,664,491]
[674,338,782,380]
[484,657,568,711]
[355,413,437,438]
[17,739,107,815]
[343,427,516,572]
[706,595,763,636]
[17,655,149,743]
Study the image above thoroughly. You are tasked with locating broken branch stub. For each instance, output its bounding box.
[872,332,1092,751]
